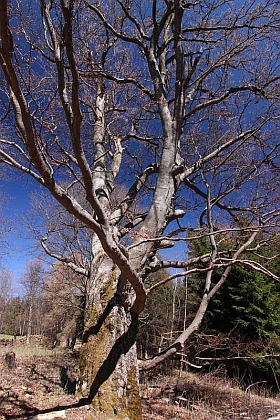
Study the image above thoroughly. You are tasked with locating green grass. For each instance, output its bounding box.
[0,343,65,357]
[0,334,65,357]
[6,345,64,357]
[0,334,14,340]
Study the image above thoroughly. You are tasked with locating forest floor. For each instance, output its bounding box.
[0,346,280,420]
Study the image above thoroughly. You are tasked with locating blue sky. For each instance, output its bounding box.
[1,176,40,295]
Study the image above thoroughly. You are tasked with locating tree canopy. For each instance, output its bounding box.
[0,0,279,418]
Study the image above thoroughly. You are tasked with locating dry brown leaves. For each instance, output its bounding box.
[0,351,280,420]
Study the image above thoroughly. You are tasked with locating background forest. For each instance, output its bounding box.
[1,248,280,392]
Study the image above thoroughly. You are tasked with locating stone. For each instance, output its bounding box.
[36,410,66,419]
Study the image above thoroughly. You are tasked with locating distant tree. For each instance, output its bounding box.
[137,271,183,358]
[0,1,279,418]
[42,261,86,348]
[0,269,12,332]
[0,191,11,262]
[206,264,280,340]
[6,296,26,336]
[186,239,280,389]
[27,189,96,317]
[189,236,280,340]
[21,260,45,344]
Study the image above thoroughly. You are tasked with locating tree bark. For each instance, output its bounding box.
[26,300,33,345]
[77,249,142,420]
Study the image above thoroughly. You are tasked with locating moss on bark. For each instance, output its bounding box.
[77,267,142,419]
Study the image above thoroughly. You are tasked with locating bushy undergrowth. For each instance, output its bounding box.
[1,340,280,420]
[141,368,280,420]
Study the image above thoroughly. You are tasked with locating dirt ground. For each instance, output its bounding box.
[0,351,88,420]
[1,350,280,420]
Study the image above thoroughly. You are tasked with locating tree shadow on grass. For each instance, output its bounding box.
[1,297,139,418]
[1,393,87,419]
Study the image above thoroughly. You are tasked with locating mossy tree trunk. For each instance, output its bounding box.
[77,252,142,420]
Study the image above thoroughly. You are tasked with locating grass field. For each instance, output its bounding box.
[0,334,63,357]
[0,334,14,340]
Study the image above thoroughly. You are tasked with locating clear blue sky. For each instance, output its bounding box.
[1,176,40,295]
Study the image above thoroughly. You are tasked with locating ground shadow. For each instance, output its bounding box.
[1,394,87,419]
[60,365,77,395]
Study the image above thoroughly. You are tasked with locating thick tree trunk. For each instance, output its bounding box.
[77,257,142,420]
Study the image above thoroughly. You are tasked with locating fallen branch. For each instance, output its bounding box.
[177,353,203,369]
[195,354,280,364]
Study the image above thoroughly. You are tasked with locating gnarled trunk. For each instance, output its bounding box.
[77,254,142,420]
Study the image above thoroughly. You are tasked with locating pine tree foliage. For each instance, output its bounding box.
[189,235,280,341]
[206,264,280,340]
[187,238,280,388]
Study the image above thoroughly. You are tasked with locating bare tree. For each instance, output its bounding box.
[21,260,45,344]
[0,269,12,332]
[0,188,11,260]
[0,1,279,418]
[42,260,87,348]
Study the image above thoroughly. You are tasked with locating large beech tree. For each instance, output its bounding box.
[0,1,279,418]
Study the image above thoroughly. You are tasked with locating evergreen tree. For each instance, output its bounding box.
[189,236,280,341]
[189,238,280,389]
[206,265,280,340]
